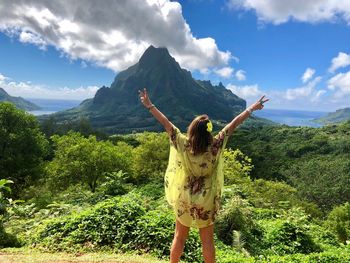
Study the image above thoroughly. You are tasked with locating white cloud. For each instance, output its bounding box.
[215,67,234,78]
[329,52,350,73]
[0,0,233,72]
[0,73,98,100]
[285,76,322,100]
[0,73,8,83]
[235,69,246,81]
[328,71,350,98]
[226,83,263,98]
[19,31,47,50]
[227,0,350,25]
[311,89,327,102]
[301,68,315,83]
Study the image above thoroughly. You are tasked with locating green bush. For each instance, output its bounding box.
[261,208,321,255]
[32,193,146,251]
[0,102,49,197]
[132,132,169,182]
[131,208,202,262]
[97,171,130,197]
[46,132,133,193]
[215,195,264,255]
[325,202,350,244]
[0,220,19,248]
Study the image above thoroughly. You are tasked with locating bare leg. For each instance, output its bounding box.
[199,224,215,263]
[170,220,190,263]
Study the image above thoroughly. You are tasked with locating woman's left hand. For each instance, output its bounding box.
[138,88,153,108]
[251,95,269,111]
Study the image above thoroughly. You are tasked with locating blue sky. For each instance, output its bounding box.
[0,0,350,111]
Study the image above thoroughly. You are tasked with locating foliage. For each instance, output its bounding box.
[260,207,321,255]
[0,179,20,248]
[40,116,109,140]
[0,179,13,216]
[246,179,322,218]
[0,102,49,196]
[46,132,133,192]
[283,157,350,211]
[215,195,264,255]
[325,202,350,244]
[255,246,350,263]
[223,148,253,186]
[96,171,130,197]
[132,132,169,182]
[229,122,350,211]
[131,208,202,262]
[32,193,146,251]
[0,222,19,248]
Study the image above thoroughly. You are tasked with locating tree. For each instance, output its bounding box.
[132,131,169,182]
[325,202,350,244]
[47,132,133,192]
[0,102,48,196]
[283,157,350,211]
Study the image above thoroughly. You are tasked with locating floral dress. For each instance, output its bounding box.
[164,125,229,228]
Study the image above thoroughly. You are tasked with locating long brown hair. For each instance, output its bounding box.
[187,114,213,155]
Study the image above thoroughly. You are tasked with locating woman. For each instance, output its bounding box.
[138,88,268,263]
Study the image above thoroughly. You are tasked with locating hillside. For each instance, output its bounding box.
[0,88,40,111]
[313,107,350,124]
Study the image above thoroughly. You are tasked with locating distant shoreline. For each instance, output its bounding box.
[25,98,329,127]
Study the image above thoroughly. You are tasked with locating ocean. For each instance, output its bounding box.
[254,108,328,127]
[27,99,328,127]
[27,98,82,116]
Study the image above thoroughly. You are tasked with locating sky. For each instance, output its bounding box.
[0,0,350,111]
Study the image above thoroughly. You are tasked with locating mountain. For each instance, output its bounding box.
[0,88,41,111]
[40,45,271,134]
[313,108,350,124]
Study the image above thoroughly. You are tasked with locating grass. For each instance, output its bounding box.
[0,247,168,263]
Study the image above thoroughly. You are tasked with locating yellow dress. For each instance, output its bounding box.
[164,125,229,228]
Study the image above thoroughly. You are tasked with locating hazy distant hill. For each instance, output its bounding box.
[40,46,273,134]
[314,108,350,124]
[0,88,41,111]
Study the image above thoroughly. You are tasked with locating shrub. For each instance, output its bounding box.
[261,208,321,255]
[132,132,169,182]
[131,208,202,262]
[0,221,19,248]
[325,202,350,244]
[46,132,133,193]
[215,195,264,255]
[32,193,146,251]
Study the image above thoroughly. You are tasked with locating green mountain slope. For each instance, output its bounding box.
[40,46,273,134]
[314,108,350,124]
[0,88,41,111]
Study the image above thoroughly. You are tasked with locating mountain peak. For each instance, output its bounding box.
[47,45,247,134]
[139,45,178,69]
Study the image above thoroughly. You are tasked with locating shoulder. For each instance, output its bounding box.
[211,128,228,155]
[169,125,188,150]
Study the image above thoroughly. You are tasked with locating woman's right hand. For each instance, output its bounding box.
[138,88,153,108]
[250,95,269,111]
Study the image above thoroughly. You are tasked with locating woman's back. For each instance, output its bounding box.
[165,126,229,228]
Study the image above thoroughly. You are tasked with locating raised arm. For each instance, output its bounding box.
[224,95,269,136]
[138,88,173,135]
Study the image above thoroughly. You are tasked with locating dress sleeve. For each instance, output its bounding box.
[169,125,187,152]
[211,128,230,156]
